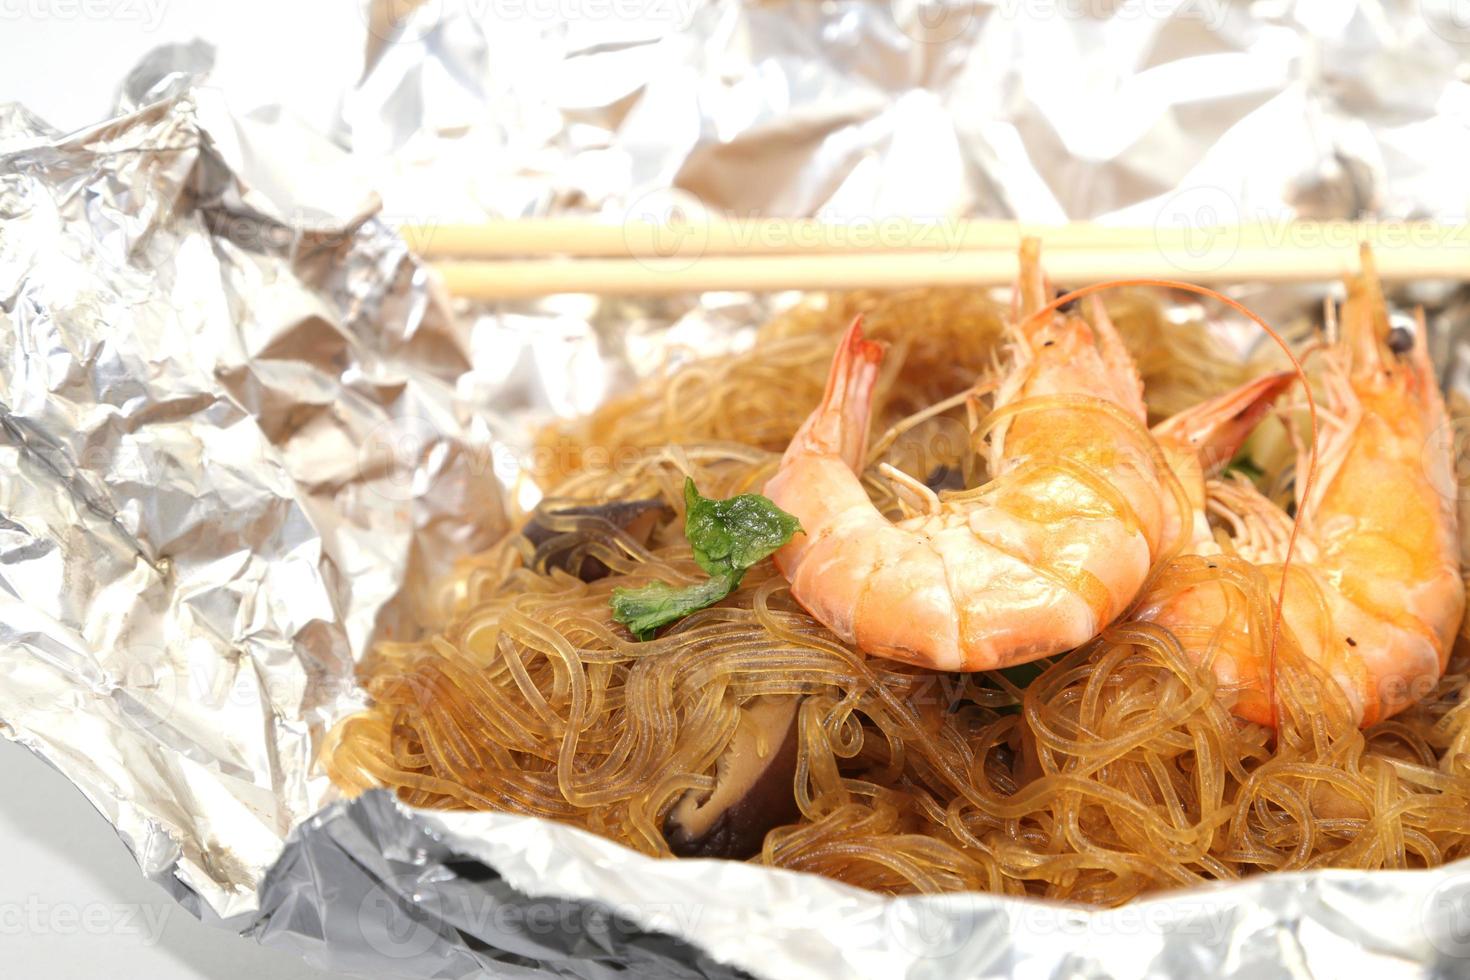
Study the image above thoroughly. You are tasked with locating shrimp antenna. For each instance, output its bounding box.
[1019,280,1319,731]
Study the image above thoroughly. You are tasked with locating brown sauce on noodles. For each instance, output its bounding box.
[326,288,1470,905]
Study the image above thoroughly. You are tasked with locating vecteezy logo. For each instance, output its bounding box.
[890,0,980,45]
[359,415,439,505]
[357,873,446,960]
[1424,415,1470,504]
[620,189,711,272]
[1152,185,1242,275]
[104,643,181,738]
[883,893,983,965]
[357,0,445,47]
[1422,870,1470,959]
[1419,0,1470,46]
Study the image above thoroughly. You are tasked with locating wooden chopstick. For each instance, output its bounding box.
[402,218,1470,260]
[432,240,1470,300]
[404,219,1158,258]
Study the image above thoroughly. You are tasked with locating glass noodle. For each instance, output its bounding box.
[326,287,1470,906]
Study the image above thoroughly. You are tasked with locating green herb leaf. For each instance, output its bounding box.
[611,574,736,640]
[986,660,1051,715]
[996,661,1049,690]
[683,478,803,581]
[610,479,802,640]
[1222,453,1265,483]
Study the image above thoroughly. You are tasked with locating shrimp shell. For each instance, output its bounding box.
[763,242,1187,671]
[1144,248,1465,728]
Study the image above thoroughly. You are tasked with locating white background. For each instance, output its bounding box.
[2,3,387,978]
[4,1,364,134]
[0,740,345,979]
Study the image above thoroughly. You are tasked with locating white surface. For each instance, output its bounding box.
[3,0,364,134]
[0,739,347,979]
[1,5,374,979]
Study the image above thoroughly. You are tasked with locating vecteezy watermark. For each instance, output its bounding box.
[203,208,443,259]
[1419,0,1470,46]
[1424,415,1470,504]
[618,188,978,272]
[1152,188,1470,275]
[1422,870,1470,958]
[450,896,706,942]
[491,0,700,26]
[889,0,980,44]
[360,0,443,46]
[354,412,1004,511]
[356,415,524,506]
[891,0,1231,45]
[877,891,1240,963]
[0,0,168,29]
[357,411,773,508]
[0,898,172,945]
[1151,185,1244,275]
[883,893,986,962]
[356,874,706,960]
[358,874,447,960]
[357,0,701,46]
[998,0,1230,26]
[98,641,182,738]
[620,189,713,273]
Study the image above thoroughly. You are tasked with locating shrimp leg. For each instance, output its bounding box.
[1143,248,1464,727]
[766,242,1182,671]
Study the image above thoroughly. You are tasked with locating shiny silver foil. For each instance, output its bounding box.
[8,1,1470,976]
[0,78,506,925]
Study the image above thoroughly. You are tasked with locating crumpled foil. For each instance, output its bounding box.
[8,1,1470,977]
[0,81,511,924]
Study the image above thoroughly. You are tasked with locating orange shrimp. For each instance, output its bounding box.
[1142,249,1464,727]
[763,241,1184,670]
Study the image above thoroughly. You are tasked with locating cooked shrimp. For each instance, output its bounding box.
[763,241,1184,671]
[1142,249,1464,727]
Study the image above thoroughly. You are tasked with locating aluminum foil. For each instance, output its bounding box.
[10,1,1470,977]
[0,78,507,925]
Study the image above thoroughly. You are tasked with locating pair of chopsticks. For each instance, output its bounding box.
[400,219,1470,300]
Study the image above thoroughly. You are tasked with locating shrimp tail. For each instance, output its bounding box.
[1153,370,1297,477]
[782,316,885,471]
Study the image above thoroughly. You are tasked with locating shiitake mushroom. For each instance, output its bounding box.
[521,498,671,581]
[663,696,801,859]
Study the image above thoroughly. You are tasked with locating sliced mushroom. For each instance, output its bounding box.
[664,695,801,859]
[521,498,671,582]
